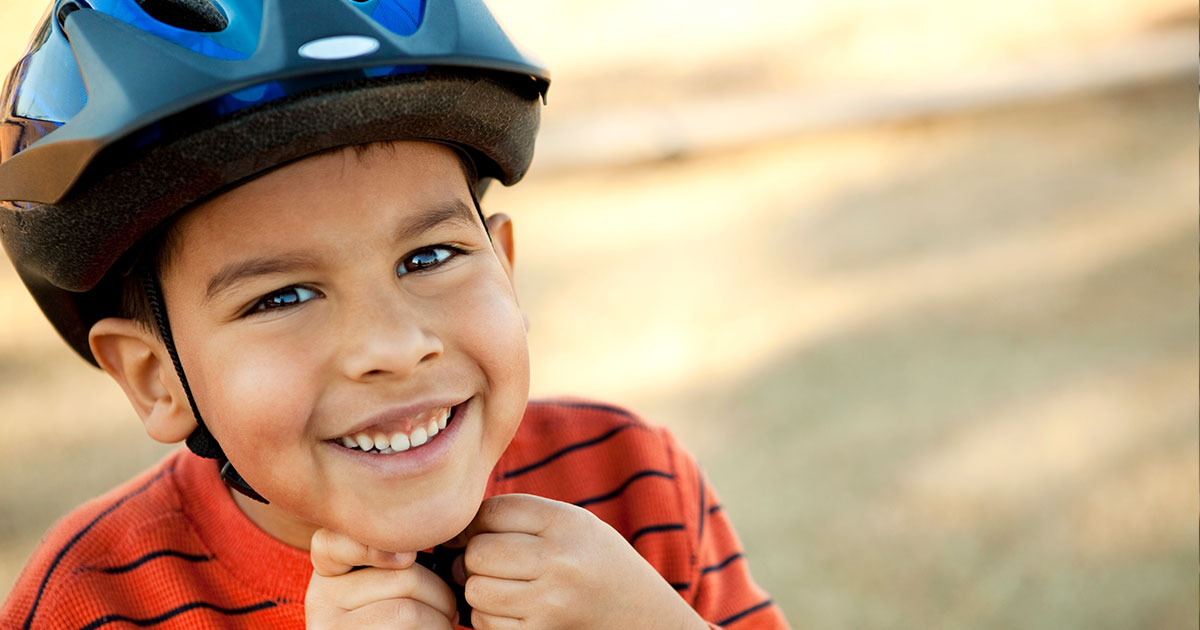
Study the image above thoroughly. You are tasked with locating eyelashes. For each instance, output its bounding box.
[248,285,322,314]
[242,245,468,317]
[396,245,463,276]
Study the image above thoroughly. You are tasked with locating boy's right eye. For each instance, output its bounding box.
[248,285,322,315]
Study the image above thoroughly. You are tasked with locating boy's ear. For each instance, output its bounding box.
[485,212,516,276]
[484,212,529,330]
[88,318,198,444]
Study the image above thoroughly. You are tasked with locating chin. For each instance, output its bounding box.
[348,490,483,553]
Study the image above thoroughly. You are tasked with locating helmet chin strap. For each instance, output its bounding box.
[140,269,269,504]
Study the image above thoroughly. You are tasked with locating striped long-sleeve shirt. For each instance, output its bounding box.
[1,399,789,629]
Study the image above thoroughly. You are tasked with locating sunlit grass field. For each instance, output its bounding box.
[1,1,1196,626]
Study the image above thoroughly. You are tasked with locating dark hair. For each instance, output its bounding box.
[118,225,181,334]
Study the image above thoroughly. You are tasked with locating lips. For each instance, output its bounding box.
[334,404,458,454]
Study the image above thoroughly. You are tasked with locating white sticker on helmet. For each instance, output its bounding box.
[298,36,381,60]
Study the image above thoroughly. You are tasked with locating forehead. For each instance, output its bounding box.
[163,141,475,270]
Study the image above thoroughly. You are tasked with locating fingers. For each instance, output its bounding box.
[340,598,457,630]
[471,610,523,630]
[463,494,568,538]
[310,529,416,577]
[465,574,535,618]
[307,544,460,630]
[464,532,543,580]
[316,564,458,620]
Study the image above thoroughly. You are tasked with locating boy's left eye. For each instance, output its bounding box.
[397,246,459,276]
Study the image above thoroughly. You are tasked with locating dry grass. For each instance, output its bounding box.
[0,0,1196,627]
[493,77,1198,627]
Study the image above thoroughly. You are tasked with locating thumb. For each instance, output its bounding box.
[309,528,417,577]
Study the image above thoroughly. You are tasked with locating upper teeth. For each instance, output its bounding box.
[338,407,452,454]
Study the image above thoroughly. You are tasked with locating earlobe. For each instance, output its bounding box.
[89,318,197,443]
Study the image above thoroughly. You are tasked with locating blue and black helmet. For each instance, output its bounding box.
[0,0,550,365]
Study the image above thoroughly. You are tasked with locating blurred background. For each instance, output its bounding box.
[0,0,1196,626]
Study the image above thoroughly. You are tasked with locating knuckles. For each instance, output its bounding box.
[459,497,636,630]
[381,597,428,626]
[308,529,336,560]
[475,494,523,527]
[463,536,489,571]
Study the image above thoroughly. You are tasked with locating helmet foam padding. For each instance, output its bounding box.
[0,69,540,363]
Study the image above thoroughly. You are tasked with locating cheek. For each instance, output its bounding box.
[452,271,530,443]
[469,299,529,387]
[188,334,321,453]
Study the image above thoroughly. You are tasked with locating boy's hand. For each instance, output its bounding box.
[455,494,708,630]
[306,528,458,629]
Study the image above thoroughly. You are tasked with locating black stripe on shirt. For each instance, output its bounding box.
[77,600,279,630]
[628,523,685,545]
[532,399,636,419]
[715,599,775,627]
[502,423,637,480]
[708,504,723,516]
[670,581,691,591]
[700,552,744,576]
[574,470,675,508]
[24,465,174,630]
[95,550,213,574]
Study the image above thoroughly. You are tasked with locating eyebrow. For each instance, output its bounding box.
[392,198,479,244]
[204,253,317,303]
[203,198,481,303]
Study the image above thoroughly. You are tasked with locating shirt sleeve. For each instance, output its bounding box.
[664,429,792,630]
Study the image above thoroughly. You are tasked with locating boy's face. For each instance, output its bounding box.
[158,141,529,552]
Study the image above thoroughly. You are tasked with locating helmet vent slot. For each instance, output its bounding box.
[137,0,228,32]
[56,2,83,31]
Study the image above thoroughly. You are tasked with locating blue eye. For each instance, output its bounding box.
[397,246,457,276]
[252,285,320,313]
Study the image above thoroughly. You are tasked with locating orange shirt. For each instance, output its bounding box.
[1,399,789,629]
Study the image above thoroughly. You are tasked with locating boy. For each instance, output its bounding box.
[0,1,788,628]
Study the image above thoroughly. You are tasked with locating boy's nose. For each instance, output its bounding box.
[337,300,443,381]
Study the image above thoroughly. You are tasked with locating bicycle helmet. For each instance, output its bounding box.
[0,0,548,363]
[0,0,549,501]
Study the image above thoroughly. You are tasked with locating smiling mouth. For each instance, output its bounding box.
[334,404,460,454]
